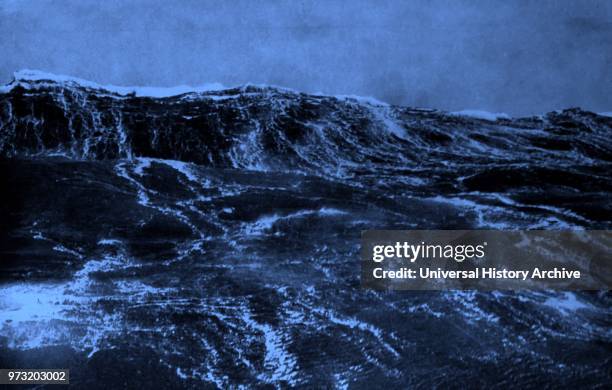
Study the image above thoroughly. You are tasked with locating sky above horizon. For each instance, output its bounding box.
[1,0,611,115]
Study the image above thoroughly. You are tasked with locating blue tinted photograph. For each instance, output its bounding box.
[0,1,611,388]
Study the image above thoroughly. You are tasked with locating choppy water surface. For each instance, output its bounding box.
[0,73,611,387]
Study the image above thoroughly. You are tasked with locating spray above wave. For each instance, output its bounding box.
[1,69,228,97]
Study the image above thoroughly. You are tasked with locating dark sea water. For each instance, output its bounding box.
[0,73,611,388]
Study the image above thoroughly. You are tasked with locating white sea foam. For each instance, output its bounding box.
[0,284,70,324]
[334,94,390,107]
[310,306,400,358]
[243,208,346,236]
[133,157,200,183]
[450,110,510,121]
[3,70,398,111]
[5,69,225,97]
[97,238,122,246]
[543,292,589,315]
[0,250,172,353]
[240,308,298,385]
